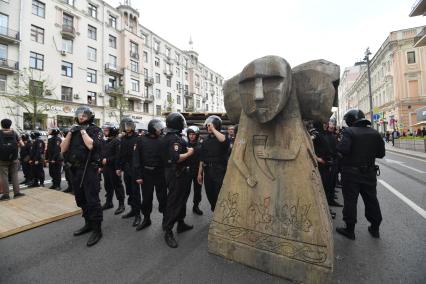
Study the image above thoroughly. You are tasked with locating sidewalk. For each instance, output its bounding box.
[385,143,426,160]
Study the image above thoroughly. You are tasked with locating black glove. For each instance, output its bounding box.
[70,124,81,133]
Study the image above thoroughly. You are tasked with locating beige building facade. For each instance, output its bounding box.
[339,26,426,133]
[0,0,224,130]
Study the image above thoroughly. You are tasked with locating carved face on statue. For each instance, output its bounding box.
[238,56,292,123]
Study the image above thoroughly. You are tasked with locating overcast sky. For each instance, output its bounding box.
[108,0,424,78]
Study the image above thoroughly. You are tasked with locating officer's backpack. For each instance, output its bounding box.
[0,130,19,161]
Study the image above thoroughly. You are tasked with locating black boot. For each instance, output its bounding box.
[368,225,380,238]
[336,224,355,240]
[164,230,178,248]
[136,216,152,231]
[177,220,193,233]
[192,205,203,215]
[132,214,142,227]
[114,202,125,215]
[122,210,137,219]
[102,201,114,210]
[87,221,102,247]
[73,219,92,236]
[28,182,39,188]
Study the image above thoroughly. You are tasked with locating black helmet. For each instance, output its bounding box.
[187,126,200,137]
[62,128,70,136]
[120,117,136,132]
[50,128,60,136]
[166,112,186,132]
[108,126,119,137]
[31,130,41,139]
[343,109,371,127]
[21,133,30,141]
[148,118,166,135]
[74,105,94,125]
[204,115,222,131]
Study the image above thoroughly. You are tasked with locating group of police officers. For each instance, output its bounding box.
[19,105,384,247]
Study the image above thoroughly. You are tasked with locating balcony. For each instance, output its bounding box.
[105,85,123,95]
[0,59,19,73]
[163,69,173,78]
[0,27,20,44]
[144,76,154,86]
[61,25,76,39]
[130,52,139,60]
[142,94,154,102]
[105,64,123,76]
[414,27,426,48]
[184,90,192,97]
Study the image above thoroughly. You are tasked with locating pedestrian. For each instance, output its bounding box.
[197,115,230,212]
[100,124,125,215]
[162,112,194,248]
[19,133,33,185]
[61,128,73,193]
[186,125,203,215]
[422,127,426,137]
[0,118,25,200]
[28,131,45,187]
[46,128,62,190]
[336,109,385,240]
[385,131,390,143]
[134,118,167,231]
[116,117,142,227]
[226,125,236,157]
[391,129,397,146]
[61,106,104,247]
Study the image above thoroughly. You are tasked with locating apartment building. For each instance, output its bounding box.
[0,0,224,130]
[338,26,426,132]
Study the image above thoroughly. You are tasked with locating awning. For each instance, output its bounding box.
[410,121,426,127]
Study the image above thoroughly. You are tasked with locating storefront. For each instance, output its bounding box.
[44,104,104,129]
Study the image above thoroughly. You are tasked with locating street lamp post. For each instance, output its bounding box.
[364,48,374,124]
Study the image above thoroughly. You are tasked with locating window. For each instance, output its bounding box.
[109,54,117,68]
[176,95,181,105]
[167,92,171,101]
[62,38,73,53]
[154,57,160,67]
[143,51,148,63]
[176,81,181,92]
[32,0,45,18]
[176,67,180,77]
[155,89,161,99]
[130,41,138,59]
[154,41,159,52]
[61,86,72,101]
[131,79,139,92]
[108,76,117,88]
[165,47,170,58]
[30,51,44,70]
[88,25,97,40]
[63,13,73,28]
[143,68,148,77]
[109,35,116,48]
[143,103,149,113]
[196,99,200,109]
[156,105,161,116]
[109,15,117,28]
[87,91,96,105]
[155,73,160,83]
[128,100,134,111]
[175,52,180,62]
[30,25,44,44]
[88,3,97,18]
[407,51,416,64]
[109,96,117,107]
[61,61,72,77]
[87,68,96,83]
[87,46,96,61]
[0,75,6,92]
[185,72,188,81]
[130,60,138,73]
[166,78,171,87]
[63,0,74,5]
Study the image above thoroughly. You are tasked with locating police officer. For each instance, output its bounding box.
[46,128,62,190]
[101,125,125,215]
[116,117,142,227]
[197,115,230,212]
[61,106,104,247]
[336,109,385,240]
[29,131,45,187]
[186,126,203,215]
[19,133,33,185]
[62,128,73,193]
[162,113,194,248]
[134,118,167,231]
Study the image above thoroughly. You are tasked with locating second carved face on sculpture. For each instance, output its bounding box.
[238,56,292,124]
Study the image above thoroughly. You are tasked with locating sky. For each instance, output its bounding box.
[108,0,425,79]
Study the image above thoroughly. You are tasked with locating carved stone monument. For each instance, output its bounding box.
[208,56,339,283]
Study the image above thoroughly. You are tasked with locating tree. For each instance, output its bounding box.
[108,86,128,123]
[6,68,54,130]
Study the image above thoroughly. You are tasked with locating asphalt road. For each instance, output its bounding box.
[1,151,425,284]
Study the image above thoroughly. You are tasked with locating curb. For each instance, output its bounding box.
[386,148,426,161]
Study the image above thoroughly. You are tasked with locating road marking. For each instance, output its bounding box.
[386,150,426,163]
[384,158,426,174]
[378,179,426,220]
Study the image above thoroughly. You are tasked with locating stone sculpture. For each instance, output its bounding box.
[208,55,339,283]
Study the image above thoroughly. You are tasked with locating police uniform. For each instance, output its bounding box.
[200,133,230,211]
[336,110,385,239]
[30,136,45,187]
[46,135,62,189]
[187,139,202,211]
[20,139,33,184]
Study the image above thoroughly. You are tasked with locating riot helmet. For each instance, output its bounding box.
[204,115,222,131]
[166,112,186,132]
[74,105,94,125]
[21,133,30,142]
[187,125,200,137]
[62,128,70,137]
[120,117,136,133]
[343,109,371,127]
[49,128,60,136]
[148,118,166,136]
[31,130,41,139]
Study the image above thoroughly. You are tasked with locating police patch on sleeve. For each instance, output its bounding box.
[173,143,179,152]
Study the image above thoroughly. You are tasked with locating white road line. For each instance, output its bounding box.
[378,179,426,220]
[386,150,426,163]
[384,158,426,174]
